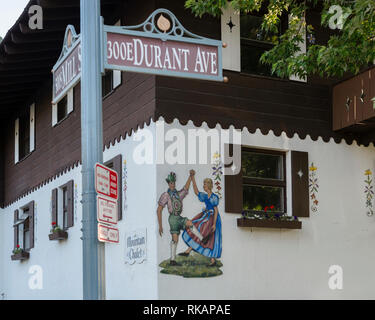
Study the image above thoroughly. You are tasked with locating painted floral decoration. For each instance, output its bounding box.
[364,169,374,216]
[309,163,319,213]
[212,152,223,199]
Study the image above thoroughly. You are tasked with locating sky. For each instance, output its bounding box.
[0,1,30,39]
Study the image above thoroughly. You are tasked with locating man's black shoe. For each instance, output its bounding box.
[170,260,181,266]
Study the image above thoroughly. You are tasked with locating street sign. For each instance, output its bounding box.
[52,25,81,104]
[102,8,223,82]
[97,195,118,225]
[95,163,118,200]
[98,223,119,244]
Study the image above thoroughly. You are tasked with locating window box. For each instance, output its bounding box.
[48,229,68,241]
[11,250,30,261]
[225,145,310,219]
[237,217,302,229]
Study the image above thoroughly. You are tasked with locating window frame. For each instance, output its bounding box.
[51,180,74,232]
[18,109,30,161]
[15,103,35,164]
[102,70,122,99]
[62,186,68,230]
[13,201,34,253]
[242,147,287,214]
[239,11,287,77]
[52,87,75,127]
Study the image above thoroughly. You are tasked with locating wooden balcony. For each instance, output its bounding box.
[333,67,375,132]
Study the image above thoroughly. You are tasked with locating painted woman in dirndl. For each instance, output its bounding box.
[180,171,222,266]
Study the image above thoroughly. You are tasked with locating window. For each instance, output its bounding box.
[52,87,74,126]
[57,96,68,123]
[51,180,74,231]
[240,13,283,76]
[104,154,122,221]
[13,201,35,252]
[15,103,35,163]
[102,70,122,98]
[18,110,30,160]
[225,145,309,218]
[221,5,304,79]
[242,149,286,213]
[62,186,69,229]
[102,19,122,98]
[23,213,30,250]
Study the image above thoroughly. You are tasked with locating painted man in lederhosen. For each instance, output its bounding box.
[157,171,203,266]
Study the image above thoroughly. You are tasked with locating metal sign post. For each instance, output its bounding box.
[75,5,226,301]
[80,0,105,300]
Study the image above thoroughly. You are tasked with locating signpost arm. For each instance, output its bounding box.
[80,0,106,300]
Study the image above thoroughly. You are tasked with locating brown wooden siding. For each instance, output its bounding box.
[0,126,4,206]
[155,71,356,144]
[2,72,156,207]
[103,72,156,148]
[2,81,81,207]
[0,0,370,207]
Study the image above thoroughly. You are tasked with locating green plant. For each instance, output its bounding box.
[50,222,62,233]
[185,0,375,78]
[12,245,22,255]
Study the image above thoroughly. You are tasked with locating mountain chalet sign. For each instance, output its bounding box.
[52,9,224,102]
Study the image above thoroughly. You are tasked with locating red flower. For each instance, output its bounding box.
[270,205,275,210]
[264,206,269,212]
[52,222,56,226]
[16,244,20,248]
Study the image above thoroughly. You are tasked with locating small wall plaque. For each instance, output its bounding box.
[125,228,147,264]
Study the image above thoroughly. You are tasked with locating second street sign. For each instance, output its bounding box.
[52,9,225,103]
[52,26,81,104]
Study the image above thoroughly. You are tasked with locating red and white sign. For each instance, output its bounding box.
[95,163,118,200]
[97,196,118,225]
[98,223,119,243]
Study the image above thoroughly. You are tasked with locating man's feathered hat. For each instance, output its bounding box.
[166,172,176,183]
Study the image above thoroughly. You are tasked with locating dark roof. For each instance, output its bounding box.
[0,0,124,120]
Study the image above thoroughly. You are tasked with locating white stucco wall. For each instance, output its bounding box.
[0,124,159,300]
[0,166,83,300]
[156,120,375,300]
[103,122,159,300]
[2,118,375,300]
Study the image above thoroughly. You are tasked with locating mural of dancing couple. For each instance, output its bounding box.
[157,170,223,278]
